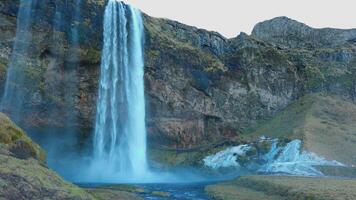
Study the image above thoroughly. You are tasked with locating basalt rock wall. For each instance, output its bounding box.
[0,1,355,150]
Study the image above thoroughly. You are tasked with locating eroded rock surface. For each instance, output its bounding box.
[0,1,355,151]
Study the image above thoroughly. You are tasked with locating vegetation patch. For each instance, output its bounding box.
[206,176,356,200]
[0,113,45,162]
[0,58,7,82]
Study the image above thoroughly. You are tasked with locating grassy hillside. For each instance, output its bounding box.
[0,113,96,200]
[0,113,45,162]
[248,93,356,165]
[206,175,356,200]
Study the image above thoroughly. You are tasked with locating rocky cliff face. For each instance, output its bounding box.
[0,1,355,152]
[143,17,299,149]
[252,16,356,49]
[144,16,356,149]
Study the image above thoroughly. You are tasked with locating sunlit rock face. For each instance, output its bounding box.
[203,138,344,176]
[0,1,355,153]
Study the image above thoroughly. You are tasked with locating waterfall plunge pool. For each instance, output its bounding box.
[78,182,215,200]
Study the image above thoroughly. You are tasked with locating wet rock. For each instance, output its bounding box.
[0,1,356,152]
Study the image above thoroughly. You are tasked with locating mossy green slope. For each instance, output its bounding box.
[0,154,94,200]
[0,112,94,200]
[0,113,45,162]
[248,93,356,165]
[144,16,226,73]
[205,184,282,200]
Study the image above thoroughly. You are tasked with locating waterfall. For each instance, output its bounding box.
[63,0,81,127]
[70,0,81,46]
[91,0,148,180]
[1,0,37,122]
[40,0,82,180]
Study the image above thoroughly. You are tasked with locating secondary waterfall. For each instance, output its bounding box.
[1,0,37,121]
[92,0,148,180]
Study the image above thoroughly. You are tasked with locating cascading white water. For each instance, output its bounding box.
[204,138,345,176]
[258,140,344,176]
[1,0,37,121]
[91,0,148,181]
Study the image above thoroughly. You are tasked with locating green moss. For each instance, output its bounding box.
[148,149,202,167]
[205,184,281,200]
[262,48,291,67]
[323,67,353,88]
[1,131,84,196]
[144,16,227,73]
[0,113,46,162]
[246,94,316,141]
[9,140,38,159]
[0,154,94,199]
[207,175,356,200]
[234,176,356,200]
[81,47,101,64]
[316,166,356,178]
[83,18,91,27]
[232,47,295,72]
[22,62,47,94]
[304,65,326,89]
[0,58,8,80]
[0,178,7,188]
[148,144,229,167]
[87,0,105,7]
[203,59,226,73]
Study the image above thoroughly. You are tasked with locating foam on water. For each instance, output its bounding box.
[203,145,251,169]
[258,139,344,176]
[204,139,344,176]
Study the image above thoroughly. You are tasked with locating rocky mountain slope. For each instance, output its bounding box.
[0,0,355,155]
[0,112,93,200]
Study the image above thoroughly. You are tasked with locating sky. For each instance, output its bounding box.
[123,0,356,38]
